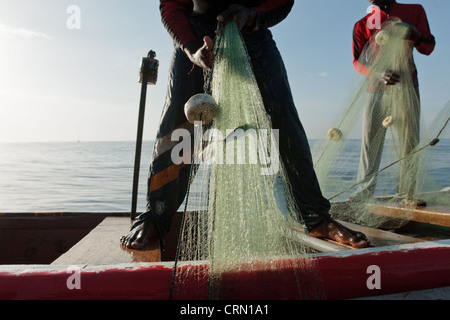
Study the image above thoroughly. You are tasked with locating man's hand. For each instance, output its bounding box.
[216,4,257,35]
[381,70,400,86]
[183,36,214,70]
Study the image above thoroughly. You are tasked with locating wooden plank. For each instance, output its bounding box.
[286,227,351,252]
[51,217,160,265]
[368,203,450,227]
[289,219,422,252]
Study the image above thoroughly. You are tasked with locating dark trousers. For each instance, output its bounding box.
[134,20,331,243]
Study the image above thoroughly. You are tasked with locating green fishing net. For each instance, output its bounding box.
[169,19,449,300]
[172,22,322,300]
[311,19,449,228]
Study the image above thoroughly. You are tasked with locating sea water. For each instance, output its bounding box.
[0,139,448,212]
[0,141,153,212]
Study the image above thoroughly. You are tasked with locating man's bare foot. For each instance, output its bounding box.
[120,219,158,249]
[308,218,370,249]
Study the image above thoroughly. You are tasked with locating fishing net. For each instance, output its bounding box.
[311,19,450,228]
[171,22,322,300]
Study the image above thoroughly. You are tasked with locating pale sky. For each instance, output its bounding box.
[0,0,448,143]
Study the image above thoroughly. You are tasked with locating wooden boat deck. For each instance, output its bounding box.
[50,215,424,266]
[51,217,161,265]
[4,196,449,267]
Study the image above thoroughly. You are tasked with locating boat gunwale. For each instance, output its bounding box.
[0,239,449,300]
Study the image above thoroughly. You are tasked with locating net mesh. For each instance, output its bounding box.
[311,19,449,228]
[169,19,449,300]
[172,22,322,300]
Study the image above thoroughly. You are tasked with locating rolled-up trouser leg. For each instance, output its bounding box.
[243,29,331,231]
[132,20,216,245]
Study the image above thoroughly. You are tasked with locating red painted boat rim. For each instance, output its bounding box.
[1,239,449,300]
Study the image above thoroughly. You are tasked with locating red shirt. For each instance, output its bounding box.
[160,0,294,49]
[353,1,435,87]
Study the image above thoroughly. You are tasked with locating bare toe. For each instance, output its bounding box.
[309,218,370,249]
[120,219,158,249]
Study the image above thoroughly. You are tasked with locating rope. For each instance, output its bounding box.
[328,116,449,201]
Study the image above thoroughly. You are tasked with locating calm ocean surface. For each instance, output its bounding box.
[0,141,154,212]
[0,139,448,212]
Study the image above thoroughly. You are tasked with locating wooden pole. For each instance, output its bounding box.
[131,51,158,221]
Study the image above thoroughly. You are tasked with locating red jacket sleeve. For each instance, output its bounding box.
[160,0,294,48]
[160,0,197,49]
[352,20,370,75]
[414,5,436,56]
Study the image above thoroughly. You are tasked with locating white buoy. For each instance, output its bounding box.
[375,30,390,46]
[382,115,394,128]
[184,93,218,125]
[327,128,343,142]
